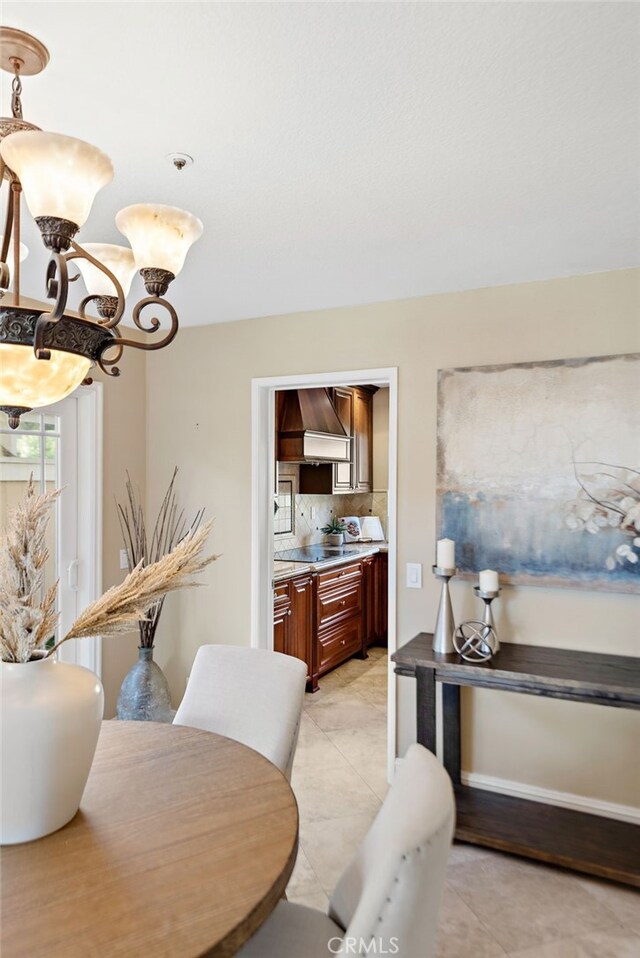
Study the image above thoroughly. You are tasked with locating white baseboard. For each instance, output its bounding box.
[394,758,640,824]
[461,771,640,824]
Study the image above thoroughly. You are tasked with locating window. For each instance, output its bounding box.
[0,411,60,606]
[0,388,102,672]
[274,478,295,536]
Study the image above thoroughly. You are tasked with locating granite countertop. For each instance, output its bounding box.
[273,560,312,581]
[273,542,388,583]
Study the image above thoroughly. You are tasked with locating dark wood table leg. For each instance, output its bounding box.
[416,666,436,754]
[442,683,461,786]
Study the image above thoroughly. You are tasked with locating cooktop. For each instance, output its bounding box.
[274,545,362,563]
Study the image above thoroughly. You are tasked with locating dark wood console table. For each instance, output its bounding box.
[392,634,640,886]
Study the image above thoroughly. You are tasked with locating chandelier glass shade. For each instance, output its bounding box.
[0,131,114,228]
[0,26,203,428]
[0,343,91,420]
[75,244,138,297]
[116,204,204,277]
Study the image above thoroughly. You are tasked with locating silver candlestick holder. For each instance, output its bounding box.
[432,565,456,654]
[473,586,501,653]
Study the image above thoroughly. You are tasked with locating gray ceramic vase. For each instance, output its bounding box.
[116,647,173,722]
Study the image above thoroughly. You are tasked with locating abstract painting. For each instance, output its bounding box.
[437,353,640,593]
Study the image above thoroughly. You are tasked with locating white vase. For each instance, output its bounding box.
[0,656,104,845]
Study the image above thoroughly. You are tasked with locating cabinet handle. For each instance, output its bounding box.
[287,609,292,616]
[340,600,346,607]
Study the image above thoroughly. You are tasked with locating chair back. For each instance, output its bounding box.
[173,645,307,779]
[329,744,455,958]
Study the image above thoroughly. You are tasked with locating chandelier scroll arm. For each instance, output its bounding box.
[96,325,124,377]
[104,296,179,353]
[0,162,15,290]
[96,349,123,377]
[33,251,70,358]
[11,179,21,301]
[65,241,126,328]
[95,298,178,378]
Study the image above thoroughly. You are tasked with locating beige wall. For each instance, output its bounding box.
[96,349,147,718]
[145,269,640,808]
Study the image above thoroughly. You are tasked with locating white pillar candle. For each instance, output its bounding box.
[436,538,455,569]
[479,569,499,592]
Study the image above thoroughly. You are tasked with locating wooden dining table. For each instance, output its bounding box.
[0,721,299,957]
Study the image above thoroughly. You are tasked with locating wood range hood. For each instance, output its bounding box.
[277,388,351,463]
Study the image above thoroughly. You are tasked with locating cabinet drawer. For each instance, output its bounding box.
[274,580,291,608]
[317,561,362,593]
[318,619,362,672]
[317,582,361,628]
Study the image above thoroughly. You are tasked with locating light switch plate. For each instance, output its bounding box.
[406,562,422,589]
[119,548,129,570]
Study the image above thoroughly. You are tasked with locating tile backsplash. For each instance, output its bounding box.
[275,490,388,551]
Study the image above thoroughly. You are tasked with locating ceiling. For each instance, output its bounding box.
[4,1,639,326]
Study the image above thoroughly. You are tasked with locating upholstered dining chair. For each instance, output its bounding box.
[173,645,307,780]
[237,743,455,958]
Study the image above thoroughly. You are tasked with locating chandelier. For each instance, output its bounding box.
[0,26,202,429]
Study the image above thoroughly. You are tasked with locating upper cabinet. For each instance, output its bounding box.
[298,386,376,495]
[332,387,354,492]
[352,387,373,493]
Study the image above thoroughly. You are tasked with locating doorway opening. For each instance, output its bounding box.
[251,368,397,781]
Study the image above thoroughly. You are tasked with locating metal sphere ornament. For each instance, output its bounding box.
[454,620,498,662]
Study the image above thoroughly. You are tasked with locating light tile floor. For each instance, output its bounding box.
[287,647,640,957]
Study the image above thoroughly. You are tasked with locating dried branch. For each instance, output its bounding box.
[115,468,206,647]
[46,522,217,657]
[1,474,217,664]
[0,477,61,663]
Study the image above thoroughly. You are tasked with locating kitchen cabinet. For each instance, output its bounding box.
[374,551,388,646]
[273,574,315,688]
[273,580,291,657]
[352,387,373,492]
[290,573,314,679]
[361,554,376,647]
[317,618,362,676]
[331,386,354,492]
[273,551,388,690]
[362,552,388,648]
[298,386,375,495]
[316,560,364,678]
